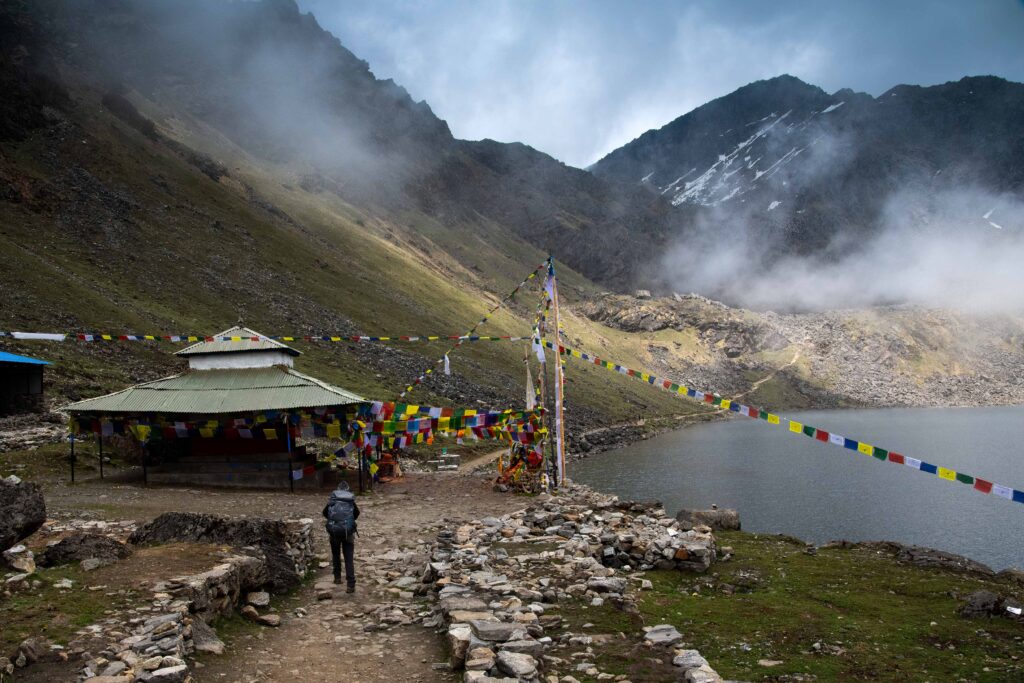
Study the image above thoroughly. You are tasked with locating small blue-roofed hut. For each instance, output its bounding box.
[0,351,49,415]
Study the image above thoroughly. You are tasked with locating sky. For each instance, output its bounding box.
[298,0,1024,168]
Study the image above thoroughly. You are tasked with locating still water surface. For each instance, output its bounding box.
[571,406,1024,570]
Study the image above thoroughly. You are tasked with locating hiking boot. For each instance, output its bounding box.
[346,585,355,594]
[333,577,342,585]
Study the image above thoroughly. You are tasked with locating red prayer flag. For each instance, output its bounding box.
[888,452,905,464]
[974,478,993,494]
[815,429,829,442]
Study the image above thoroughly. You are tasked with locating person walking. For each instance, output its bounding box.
[322,481,359,592]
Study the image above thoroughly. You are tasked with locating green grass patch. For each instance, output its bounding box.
[0,565,140,654]
[640,531,1024,682]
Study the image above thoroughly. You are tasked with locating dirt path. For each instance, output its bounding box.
[457,447,506,472]
[730,349,801,402]
[42,472,523,682]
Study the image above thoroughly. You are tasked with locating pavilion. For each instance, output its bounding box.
[64,326,365,488]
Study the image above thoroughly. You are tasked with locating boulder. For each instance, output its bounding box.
[644,624,683,646]
[37,532,131,568]
[191,619,225,655]
[129,512,307,591]
[2,545,35,574]
[675,508,740,531]
[959,590,1003,618]
[495,651,538,678]
[0,475,45,552]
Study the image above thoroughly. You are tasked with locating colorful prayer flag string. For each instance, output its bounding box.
[541,339,1024,505]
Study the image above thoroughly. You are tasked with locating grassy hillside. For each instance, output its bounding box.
[0,77,705,434]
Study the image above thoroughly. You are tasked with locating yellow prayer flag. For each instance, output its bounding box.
[465,409,477,416]
[438,417,450,430]
[938,467,956,481]
[144,335,155,340]
[326,423,341,439]
[720,399,731,409]
[369,463,379,475]
[263,428,278,440]
[677,386,687,394]
[640,373,650,382]
[405,405,419,415]
[857,442,874,456]
[767,414,780,425]
[135,425,151,442]
[206,420,219,428]
[789,421,803,433]
[330,336,341,342]
[199,428,214,438]
[101,334,112,340]
[255,414,267,423]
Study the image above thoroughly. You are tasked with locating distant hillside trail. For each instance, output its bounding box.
[730,349,801,402]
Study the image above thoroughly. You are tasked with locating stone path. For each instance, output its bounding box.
[189,474,525,683]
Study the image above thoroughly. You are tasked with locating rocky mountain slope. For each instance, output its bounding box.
[591,74,1024,271]
[2,0,1023,443]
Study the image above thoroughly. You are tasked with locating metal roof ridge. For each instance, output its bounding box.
[174,325,301,357]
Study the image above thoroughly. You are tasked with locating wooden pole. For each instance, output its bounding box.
[98,433,104,479]
[358,447,365,493]
[70,434,76,484]
[287,425,294,493]
[549,260,567,484]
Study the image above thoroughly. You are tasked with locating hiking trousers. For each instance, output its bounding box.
[328,530,356,587]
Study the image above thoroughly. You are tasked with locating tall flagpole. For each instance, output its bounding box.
[547,258,567,483]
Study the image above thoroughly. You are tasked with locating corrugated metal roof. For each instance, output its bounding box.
[175,326,300,357]
[64,366,363,415]
[0,351,50,365]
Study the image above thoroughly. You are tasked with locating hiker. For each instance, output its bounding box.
[322,481,359,592]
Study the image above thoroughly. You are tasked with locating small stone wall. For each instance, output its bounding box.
[423,483,723,682]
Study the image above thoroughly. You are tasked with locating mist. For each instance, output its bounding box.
[660,187,1024,313]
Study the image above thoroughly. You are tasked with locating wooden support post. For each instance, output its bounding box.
[358,448,365,493]
[98,434,104,479]
[287,426,294,493]
[549,261,567,484]
[70,434,76,484]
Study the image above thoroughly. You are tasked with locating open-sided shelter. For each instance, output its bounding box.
[65,326,364,488]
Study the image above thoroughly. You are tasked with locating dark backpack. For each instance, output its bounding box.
[326,498,356,539]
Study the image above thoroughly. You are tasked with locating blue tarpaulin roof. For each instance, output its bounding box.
[0,351,50,365]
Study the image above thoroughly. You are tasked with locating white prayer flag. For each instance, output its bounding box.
[992,484,1013,500]
[444,353,451,376]
[904,457,922,469]
[829,433,845,447]
[12,332,66,341]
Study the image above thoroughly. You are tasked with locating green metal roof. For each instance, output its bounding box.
[64,366,363,415]
[175,326,300,357]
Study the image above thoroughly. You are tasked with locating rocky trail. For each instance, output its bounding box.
[24,472,525,683]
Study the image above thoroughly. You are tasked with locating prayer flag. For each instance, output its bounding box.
[720,399,731,409]
[888,452,905,465]
[857,442,874,456]
[992,484,1013,500]
[263,428,278,440]
[844,438,858,450]
[955,472,974,485]
[199,428,214,438]
[802,425,815,438]
[815,429,829,442]
[904,457,922,470]
[872,447,888,461]
[292,468,303,481]
[326,423,341,439]
[919,462,938,474]
[444,354,451,376]
[789,421,803,433]
[767,414,780,425]
[974,478,993,493]
[239,428,252,439]
[829,433,845,447]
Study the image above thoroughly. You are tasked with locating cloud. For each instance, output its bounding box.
[659,186,1024,313]
[298,0,1024,167]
